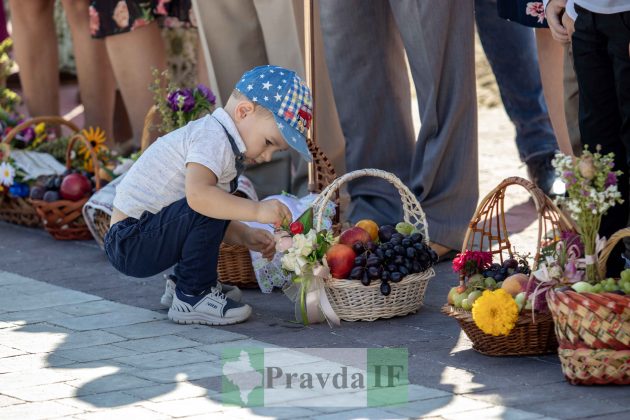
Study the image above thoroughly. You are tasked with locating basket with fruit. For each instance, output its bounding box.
[441,176,574,356]
[0,116,79,227]
[310,169,436,322]
[30,132,102,240]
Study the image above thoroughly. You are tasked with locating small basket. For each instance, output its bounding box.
[443,177,575,356]
[548,228,630,385]
[219,137,338,288]
[311,169,434,322]
[31,133,101,240]
[0,116,79,227]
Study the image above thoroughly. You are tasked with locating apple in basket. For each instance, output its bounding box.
[339,227,371,247]
[59,173,92,201]
[325,244,356,279]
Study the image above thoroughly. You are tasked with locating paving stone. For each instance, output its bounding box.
[311,407,407,419]
[1,307,75,325]
[0,368,79,392]
[68,373,157,396]
[441,406,546,420]
[0,352,75,373]
[0,344,24,358]
[173,325,249,345]
[0,323,72,353]
[0,394,24,407]
[196,339,278,356]
[513,396,630,419]
[0,400,84,419]
[104,321,193,340]
[50,307,164,331]
[2,383,79,402]
[56,344,138,363]
[55,300,124,317]
[223,405,324,419]
[382,395,494,418]
[56,391,145,410]
[0,289,100,312]
[0,281,68,296]
[122,382,211,403]
[139,396,226,416]
[130,362,224,384]
[112,335,201,353]
[73,405,170,419]
[114,347,217,370]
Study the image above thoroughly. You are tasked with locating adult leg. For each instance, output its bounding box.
[61,0,116,142]
[535,29,572,157]
[104,22,166,147]
[9,0,60,116]
[319,0,414,225]
[572,9,628,274]
[475,0,557,161]
[563,44,581,155]
[391,0,478,250]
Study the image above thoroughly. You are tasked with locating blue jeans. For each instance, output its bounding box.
[104,198,228,295]
[475,0,557,162]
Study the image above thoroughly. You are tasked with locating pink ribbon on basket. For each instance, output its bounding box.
[283,263,340,327]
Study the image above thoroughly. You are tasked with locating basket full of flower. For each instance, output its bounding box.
[1,116,80,227]
[278,169,436,323]
[441,176,575,356]
[545,148,629,385]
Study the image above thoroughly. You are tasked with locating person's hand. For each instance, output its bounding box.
[243,228,276,260]
[546,0,570,43]
[255,199,292,226]
[561,9,575,40]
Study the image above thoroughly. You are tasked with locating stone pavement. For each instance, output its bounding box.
[1,108,629,419]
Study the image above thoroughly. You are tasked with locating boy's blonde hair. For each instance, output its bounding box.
[228,89,274,120]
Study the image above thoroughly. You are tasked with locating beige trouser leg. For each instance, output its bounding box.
[194,0,344,198]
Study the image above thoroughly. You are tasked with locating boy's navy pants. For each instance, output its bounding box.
[104,198,228,295]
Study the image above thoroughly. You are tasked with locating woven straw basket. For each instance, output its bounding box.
[31,133,101,240]
[547,228,630,385]
[442,177,575,356]
[0,116,79,227]
[311,169,434,322]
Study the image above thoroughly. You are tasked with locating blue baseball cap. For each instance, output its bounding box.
[235,65,313,162]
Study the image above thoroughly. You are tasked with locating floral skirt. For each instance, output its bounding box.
[497,0,549,28]
[89,0,194,38]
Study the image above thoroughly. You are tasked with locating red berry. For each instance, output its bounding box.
[290,221,304,235]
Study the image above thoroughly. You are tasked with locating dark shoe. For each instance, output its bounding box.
[526,152,564,197]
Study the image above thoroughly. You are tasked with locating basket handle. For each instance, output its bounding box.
[598,227,630,278]
[312,169,430,244]
[2,116,80,144]
[140,105,159,153]
[66,133,102,191]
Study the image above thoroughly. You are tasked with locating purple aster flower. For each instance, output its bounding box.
[167,89,195,112]
[196,84,216,105]
[605,172,618,188]
[18,126,35,144]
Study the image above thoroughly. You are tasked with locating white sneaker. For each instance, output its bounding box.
[168,286,251,325]
[160,274,242,308]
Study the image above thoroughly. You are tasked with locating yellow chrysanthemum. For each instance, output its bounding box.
[79,126,107,160]
[472,289,519,336]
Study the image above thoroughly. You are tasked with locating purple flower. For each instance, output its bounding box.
[16,126,35,145]
[605,172,618,188]
[167,89,195,112]
[196,84,216,105]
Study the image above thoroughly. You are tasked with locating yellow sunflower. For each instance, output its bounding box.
[472,289,519,336]
[79,126,107,160]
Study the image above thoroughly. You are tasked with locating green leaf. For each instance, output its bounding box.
[296,207,313,234]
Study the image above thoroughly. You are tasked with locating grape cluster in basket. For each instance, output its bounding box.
[481,257,531,283]
[346,223,438,296]
[29,169,95,202]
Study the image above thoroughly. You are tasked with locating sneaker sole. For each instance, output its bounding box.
[167,306,252,326]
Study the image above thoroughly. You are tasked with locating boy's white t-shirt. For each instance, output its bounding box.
[113,108,246,219]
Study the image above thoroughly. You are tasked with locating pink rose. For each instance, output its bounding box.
[156,0,171,15]
[88,6,100,36]
[112,1,130,29]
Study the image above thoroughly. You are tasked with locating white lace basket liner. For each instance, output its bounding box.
[312,169,435,322]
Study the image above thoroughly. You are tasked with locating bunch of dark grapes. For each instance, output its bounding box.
[482,257,530,282]
[347,232,438,296]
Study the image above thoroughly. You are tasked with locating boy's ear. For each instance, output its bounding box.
[234,100,255,121]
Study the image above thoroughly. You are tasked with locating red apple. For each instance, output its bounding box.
[59,173,92,201]
[339,227,371,247]
[326,244,356,279]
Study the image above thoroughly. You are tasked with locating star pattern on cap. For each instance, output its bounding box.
[274,93,281,101]
[247,84,253,91]
[264,96,269,101]
[262,81,272,90]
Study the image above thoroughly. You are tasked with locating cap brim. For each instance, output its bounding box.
[273,115,313,162]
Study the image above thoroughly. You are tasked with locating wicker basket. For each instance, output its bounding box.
[442,177,575,356]
[31,133,101,240]
[547,228,630,385]
[0,116,79,227]
[310,169,434,322]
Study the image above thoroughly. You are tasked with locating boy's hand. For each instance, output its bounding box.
[244,228,276,260]
[546,0,570,43]
[256,200,292,226]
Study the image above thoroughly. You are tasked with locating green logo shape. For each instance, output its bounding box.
[367,348,408,407]
[221,347,264,407]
